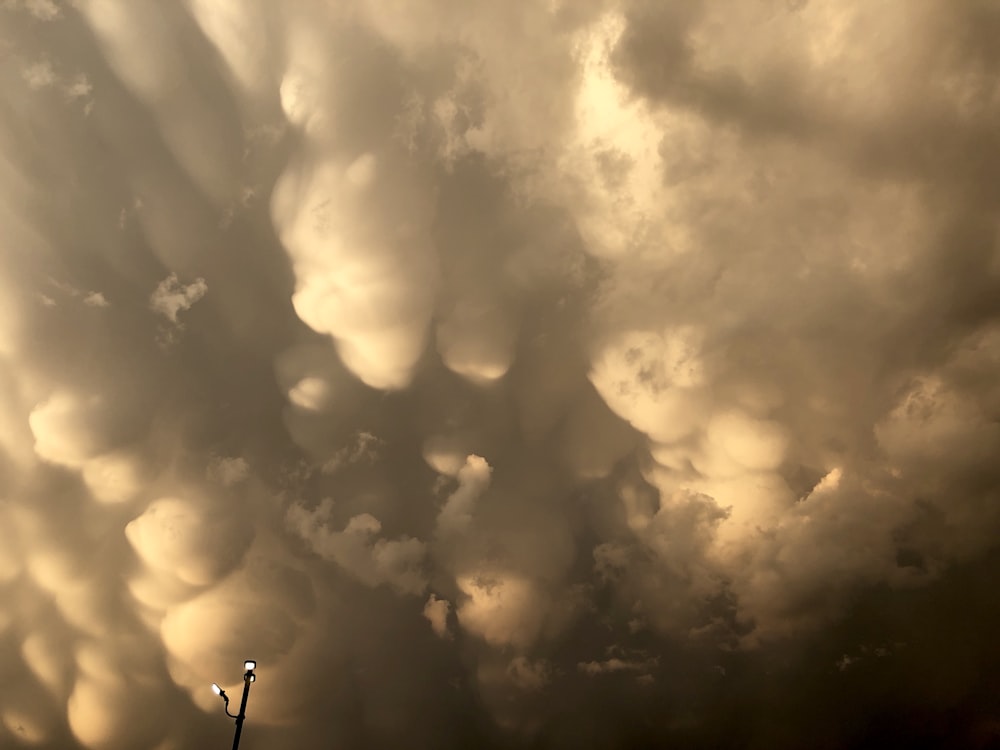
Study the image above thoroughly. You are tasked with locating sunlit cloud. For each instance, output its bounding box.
[0,0,998,746]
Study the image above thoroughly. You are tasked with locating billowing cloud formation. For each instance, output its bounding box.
[422,593,452,640]
[434,454,491,537]
[287,500,427,595]
[149,274,208,325]
[1,0,999,748]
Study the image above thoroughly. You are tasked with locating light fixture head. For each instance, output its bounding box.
[211,683,222,695]
[244,660,256,671]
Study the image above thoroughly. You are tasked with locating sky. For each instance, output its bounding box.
[1,0,1000,748]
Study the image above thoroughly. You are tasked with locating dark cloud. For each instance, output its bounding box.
[0,0,999,748]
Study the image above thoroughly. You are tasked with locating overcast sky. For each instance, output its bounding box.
[1,0,1000,748]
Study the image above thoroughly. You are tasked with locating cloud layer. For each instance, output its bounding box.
[1,0,999,747]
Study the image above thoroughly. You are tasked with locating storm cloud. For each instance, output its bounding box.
[1,0,999,748]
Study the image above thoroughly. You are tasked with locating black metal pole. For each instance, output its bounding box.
[231,671,252,750]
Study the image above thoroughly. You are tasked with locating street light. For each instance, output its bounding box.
[211,660,257,750]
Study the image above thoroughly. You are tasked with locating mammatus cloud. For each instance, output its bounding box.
[0,0,999,747]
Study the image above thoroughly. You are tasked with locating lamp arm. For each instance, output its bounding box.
[217,690,240,719]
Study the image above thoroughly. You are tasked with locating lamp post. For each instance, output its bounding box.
[211,660,257,750]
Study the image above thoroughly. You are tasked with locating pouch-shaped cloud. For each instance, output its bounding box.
[1,699,52,745]
[28,389,149,472]
[68,665,162,750]
[704,410,788,474]
[589,326,707,443]
[4,0,1000,747]
[126,496,253,589]
[186,0,277,100]
[83,450,145,505]
[436,296,519,383]
[21,629,72,696]
[79,0,244,203]
[160,552,314,723]
[0,505,23,584]
[68,639,168,750]
[273,151,437,391]
[287,376,332,412]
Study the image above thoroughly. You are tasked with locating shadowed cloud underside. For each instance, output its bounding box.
[1,0,1000,748]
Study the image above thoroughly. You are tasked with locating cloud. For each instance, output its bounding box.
[82,450,145,505]
[578,652,658,677]
[149,273,208,324]
[320,430,383,474]
[21,60,56,89]
[29,390,139,468]
[273,148,437,390]
[456,574,551,650]
[1,0,999,747]
[287,500,427,595]
[23,0,60,21]
[206,455,251,487]
[126,495,253,590]
[422,593,452,639]
[83,291,110,307]
[434,454,492,537]
[507,656,551,691]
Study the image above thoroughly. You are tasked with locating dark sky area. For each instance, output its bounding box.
[1,0,999,748]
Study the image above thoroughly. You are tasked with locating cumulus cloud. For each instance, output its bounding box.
[422,593,452,640]
[507,656,552,691]
[434,454,491,537]
[148,274,208,324]
[21,60,56,89]
[23,0,60,22]
[287,500,427,595]
[206,455,250,486]
[320,430,383,474]
[82,291,110,308]
[578,648,658,678]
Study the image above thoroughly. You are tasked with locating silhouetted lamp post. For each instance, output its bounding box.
[212,660,256,750]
